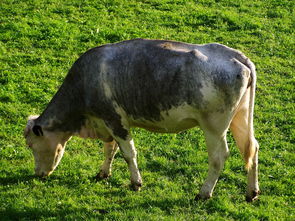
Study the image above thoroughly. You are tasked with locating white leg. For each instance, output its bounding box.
[97,141,119,179]
[197,130,229,200]
[115,136,142,191]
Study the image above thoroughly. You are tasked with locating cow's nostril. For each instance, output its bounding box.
[35,170,46,178]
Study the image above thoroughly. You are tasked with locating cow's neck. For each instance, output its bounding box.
[36,78,86,133]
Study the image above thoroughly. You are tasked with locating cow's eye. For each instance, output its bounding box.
[26,141,33,149]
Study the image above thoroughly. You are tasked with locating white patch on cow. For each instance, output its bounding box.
[100,60,108,73]
[191,49,208,62]
[102,82,113,99]
[199,82,222,110]
[113,104,130,129]
[130,103,200,133]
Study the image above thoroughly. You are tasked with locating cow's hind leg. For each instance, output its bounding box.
[96,141,119,180]
[196,129,229,200]
[230,107,259,202]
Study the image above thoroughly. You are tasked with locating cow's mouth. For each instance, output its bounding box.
[35,169,53,178]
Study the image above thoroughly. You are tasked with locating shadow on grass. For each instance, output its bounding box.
[0,173,36,186]
[0,207,54,221]
[145,158,204,182]
[0,207,105,220]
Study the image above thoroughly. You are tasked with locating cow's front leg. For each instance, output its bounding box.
[116,137,142,191]
[96,141,119,180]
[104,120,142,190]
[196,130,229,200]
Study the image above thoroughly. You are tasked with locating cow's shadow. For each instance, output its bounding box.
[0,206,107,220]
[0,173,35,185]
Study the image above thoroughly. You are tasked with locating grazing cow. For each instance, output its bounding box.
[24,39,259,201]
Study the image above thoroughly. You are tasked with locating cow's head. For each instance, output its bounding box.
[24,115,71,177]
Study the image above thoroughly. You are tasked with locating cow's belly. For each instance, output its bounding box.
[129,104,199,133]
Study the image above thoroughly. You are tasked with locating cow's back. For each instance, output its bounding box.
[95,39,207,121]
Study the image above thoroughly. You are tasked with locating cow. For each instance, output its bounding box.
[24,39,259,202]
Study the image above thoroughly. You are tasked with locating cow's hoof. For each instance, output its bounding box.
[195,194,211,201]
[94,170,110,181]
[130,182,142,191]
[246,190,260,202]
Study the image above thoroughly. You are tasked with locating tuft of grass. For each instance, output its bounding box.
[0,0,294,220]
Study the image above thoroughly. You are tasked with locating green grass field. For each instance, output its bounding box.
[0,0,294,220]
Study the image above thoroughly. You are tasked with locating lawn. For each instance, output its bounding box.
[0,0,294,220]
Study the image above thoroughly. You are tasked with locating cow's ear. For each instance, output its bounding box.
[24,115,39,138]
[32,125,43,136]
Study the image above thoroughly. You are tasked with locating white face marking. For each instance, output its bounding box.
[25,121,70,177]
[35,131,69,176]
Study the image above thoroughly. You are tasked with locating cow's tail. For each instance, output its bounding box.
[244,59,258,171]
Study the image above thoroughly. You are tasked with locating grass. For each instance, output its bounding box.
[0,0,294,220]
